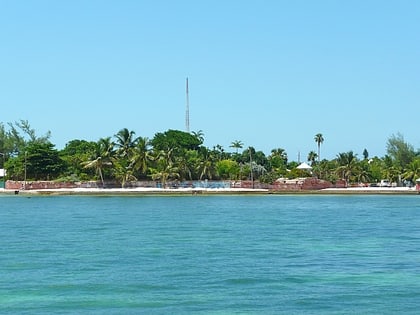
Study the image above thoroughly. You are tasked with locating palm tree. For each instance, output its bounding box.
[314,133,324,162]
[150,148,179,187]
[212,144,226,161]
[230,140,243,154]
[307,151,318,166]
[191,130,205,144]
[402,158,420,184]
[268,148,288,173]
[114,128,139,158]
[132,137,151,178]
[198,149,216,180]
[336,151,358,185]
[82,137,114,187]
[113,158,137,188]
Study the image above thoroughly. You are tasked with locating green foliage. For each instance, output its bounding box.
[230,140,243,154]
[115,128,139,158]
[151,129,201,152]
[82,137,114,186]
[216,159,240,180]
[60,140,97,178]
[386,133,416,169]
[7,142,65,181]
[113,158,136,188]
[287,168,311,179]
[0,120,51,158]
[2,120,419,188]
[314,133,324,162]
[402,157,420,184]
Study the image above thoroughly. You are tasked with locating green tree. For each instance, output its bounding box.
[402,157,420,184]
[386,133,415,169]
[60,140,97,179]
[269,148,288,168]
[230,140,243,154]
[151,129,201,152]
[175,149,194,181]
[132,137,151,179]
[191,130,205,144]
[82,137,114,187]
[114,128,139,158]
[212,144,228,161]
[307,151,318,166]
[216,159,240,180]
[0,120,51,157]
[150,149,179,187]
[23,142,65,180]
[197,147,216,179]
[113,158,136,188]
[335,151,358,185]
[362,148,369,160]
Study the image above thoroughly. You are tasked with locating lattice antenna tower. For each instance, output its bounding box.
[185,77,190,133]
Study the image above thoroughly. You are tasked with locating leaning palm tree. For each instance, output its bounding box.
[150,150,179,188]
[82,137,114,187]
[113,158,137,188]
[314,133,324,162]
[402,158,420,184]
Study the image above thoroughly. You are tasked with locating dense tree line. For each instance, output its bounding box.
[1,120,419,187]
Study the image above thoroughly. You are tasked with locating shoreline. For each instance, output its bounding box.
[0,187,418,196]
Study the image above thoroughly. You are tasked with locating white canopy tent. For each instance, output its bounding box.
[296,162,312,170]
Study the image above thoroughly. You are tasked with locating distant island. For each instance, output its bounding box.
[0,120,419,191]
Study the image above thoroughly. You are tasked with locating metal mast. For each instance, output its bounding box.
[185,77,190,133]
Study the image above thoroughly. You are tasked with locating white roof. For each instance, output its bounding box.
[296,162,312,170]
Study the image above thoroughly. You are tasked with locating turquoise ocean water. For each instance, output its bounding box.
[0,194,419,314]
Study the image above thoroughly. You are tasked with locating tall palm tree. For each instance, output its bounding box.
[230,140,243,154]
[314,133,324,162]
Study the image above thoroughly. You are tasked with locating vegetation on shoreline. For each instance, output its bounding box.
[1,120,419,187]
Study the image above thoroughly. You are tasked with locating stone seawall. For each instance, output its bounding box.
[5,178,342,191]
[5,180,98,190]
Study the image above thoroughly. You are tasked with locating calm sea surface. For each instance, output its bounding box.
[1,194,419,314]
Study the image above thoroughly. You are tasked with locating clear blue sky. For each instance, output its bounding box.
[1,0,419,160]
